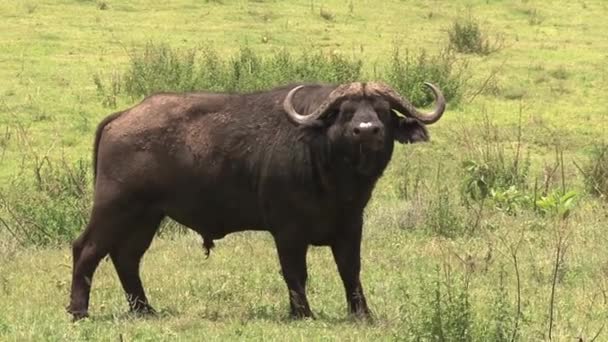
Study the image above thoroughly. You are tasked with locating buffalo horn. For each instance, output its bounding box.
[367,82,446,124]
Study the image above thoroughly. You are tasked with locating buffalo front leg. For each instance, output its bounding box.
[274,236,313,319]
[331,224,372,319]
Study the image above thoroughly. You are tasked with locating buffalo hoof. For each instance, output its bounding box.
[351,309,374,323]
[131,304,157,317]
[290,309,315,320]
[70,311,90,322]
[66,304,89,322]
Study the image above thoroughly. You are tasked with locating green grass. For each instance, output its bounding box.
[1,0,608,340]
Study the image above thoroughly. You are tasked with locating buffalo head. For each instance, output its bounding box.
[283,82,446,173]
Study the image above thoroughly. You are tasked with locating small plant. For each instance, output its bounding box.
[549,66,569,80]
[448,14,501,55]
[24,2,38,14]
[490,186,532,216]
[93,71,121,108]
[577,143,608,199]
[319,7,335,21]
[461,113,530,206]
[537,188,577,340]
[425,164,466,238]
[535,190,578,219]
[426,186,465,238]
[420,267,474,341]
[0,125,10,163]
[395,161,424,201]
[487,265,514,342]
[97,0,108,10]
[523,7,544,26]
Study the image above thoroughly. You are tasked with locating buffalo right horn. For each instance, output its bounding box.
[367,82,446,124]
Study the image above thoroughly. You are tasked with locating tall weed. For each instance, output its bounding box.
[460,112,531,211]
[577,143,608,199]
[0,157,91,245]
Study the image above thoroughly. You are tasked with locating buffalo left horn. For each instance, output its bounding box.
[283,83,364,126]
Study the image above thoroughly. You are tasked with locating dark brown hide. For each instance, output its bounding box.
[67,82,445,320]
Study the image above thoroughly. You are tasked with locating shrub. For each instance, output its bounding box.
[111,43,363,100]
[95,41,467,108]
[384,46,469,107]
[123,42,199,99]
[448,14,500,55]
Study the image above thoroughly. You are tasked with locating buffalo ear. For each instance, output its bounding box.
[393,116,429,144]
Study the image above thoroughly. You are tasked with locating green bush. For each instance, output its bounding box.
[114,42,363,101]
[384,47,469,107]
[95,41,467,108]
[123,42,199,99]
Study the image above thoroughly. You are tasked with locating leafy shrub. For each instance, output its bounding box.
[535,190,578,220]
[489,186,532,216]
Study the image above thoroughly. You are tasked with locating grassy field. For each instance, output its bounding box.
[1,0,608,340]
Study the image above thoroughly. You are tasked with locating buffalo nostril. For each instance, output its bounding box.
[372,126,380,135]
[353,127,361,135]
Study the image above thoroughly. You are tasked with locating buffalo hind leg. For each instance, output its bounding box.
[68,189,150,321]
[274,235,313,319]
[68,210,121,320]
[110,213,163,316]
[68,227,108,321]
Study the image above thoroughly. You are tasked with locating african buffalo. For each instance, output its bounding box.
[67,81,446,320]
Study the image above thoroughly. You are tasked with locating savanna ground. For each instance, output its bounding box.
[1,0,608,340]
